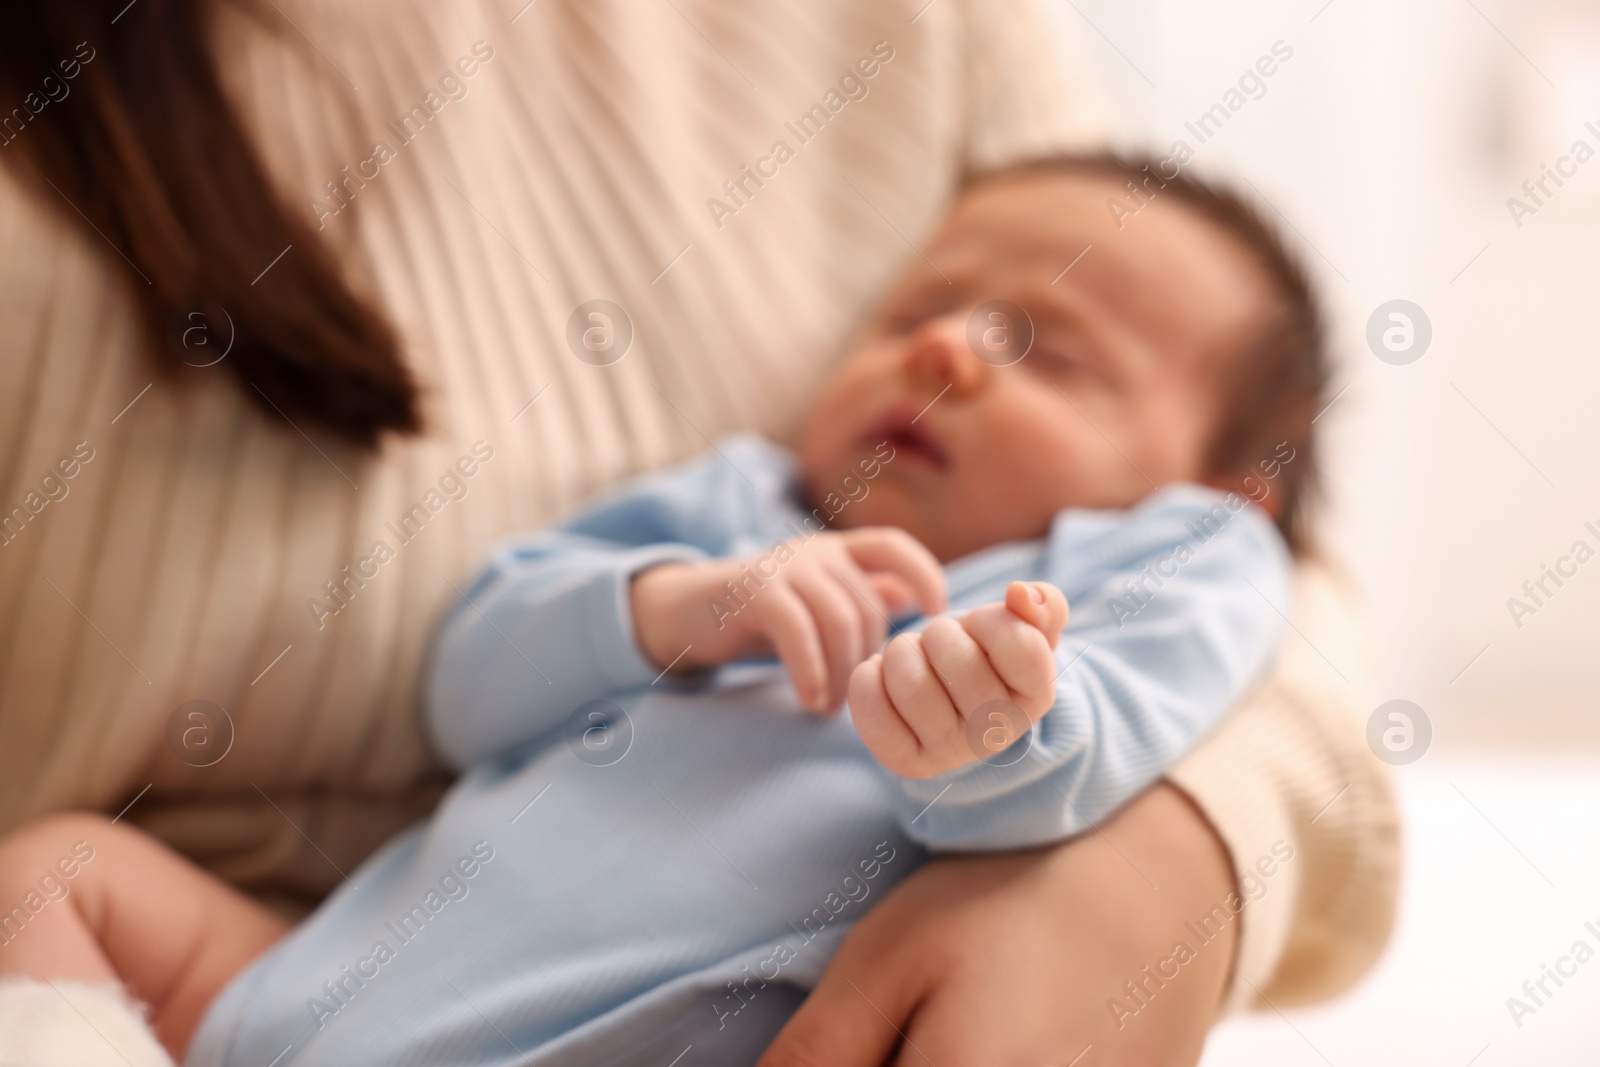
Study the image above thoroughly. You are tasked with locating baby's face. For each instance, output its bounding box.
[799,169,1275,563]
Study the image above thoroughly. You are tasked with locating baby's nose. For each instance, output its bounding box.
[901,312,988,394]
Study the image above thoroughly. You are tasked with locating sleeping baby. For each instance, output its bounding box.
[0,152,1326,1067]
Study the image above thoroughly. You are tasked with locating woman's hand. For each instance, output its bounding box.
[757,783,1240,1067]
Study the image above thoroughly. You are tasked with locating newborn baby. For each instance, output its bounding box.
[0,154,1325,1067]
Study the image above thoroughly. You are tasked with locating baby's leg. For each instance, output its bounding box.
[0,811,289,1060]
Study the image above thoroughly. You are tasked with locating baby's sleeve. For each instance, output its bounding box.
[894,485,1292,851]
[425,437,790,770]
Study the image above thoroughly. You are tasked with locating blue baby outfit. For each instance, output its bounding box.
[187,435,1289,1067]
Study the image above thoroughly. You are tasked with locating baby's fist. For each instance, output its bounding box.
[848,581,1069,778]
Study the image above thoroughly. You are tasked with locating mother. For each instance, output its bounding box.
[0,0,1397,1061]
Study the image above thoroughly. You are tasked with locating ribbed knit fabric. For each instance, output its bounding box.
[0,0,1395,1013]
[1173,563,1401,1012]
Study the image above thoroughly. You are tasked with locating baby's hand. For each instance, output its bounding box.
[631,527,947,712]
[848,581,1069,778]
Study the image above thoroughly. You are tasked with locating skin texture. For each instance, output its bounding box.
[797,168,1278,564]
[849,579,1069,778]
[756,782,1239,1067]
[635,532,1069,771]
[632,526,949,713]
[0,812,289,1060]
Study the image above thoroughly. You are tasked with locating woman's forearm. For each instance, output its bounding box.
[757,782,1241,1067]
[1168,565,1402,1011]
[1060,782,1241,1061]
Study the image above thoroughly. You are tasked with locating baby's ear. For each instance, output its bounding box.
[1004,581,1068,648]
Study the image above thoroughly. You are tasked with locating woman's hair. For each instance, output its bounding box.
[0,1,420,447]
[972,152,1330,555]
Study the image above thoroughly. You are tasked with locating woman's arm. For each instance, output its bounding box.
[1168,564,1402,1010]
[759,563,1402,1064]
[757,782,1238,1067]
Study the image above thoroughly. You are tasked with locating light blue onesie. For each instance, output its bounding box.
[186,435,1290,1067]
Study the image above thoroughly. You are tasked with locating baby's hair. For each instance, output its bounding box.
[970,152,1330,555]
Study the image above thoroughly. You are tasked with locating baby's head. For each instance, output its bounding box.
[799,153,1327,563]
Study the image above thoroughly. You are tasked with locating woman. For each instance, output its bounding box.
[0,0,1397,1061]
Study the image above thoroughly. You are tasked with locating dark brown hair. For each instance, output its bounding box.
[0,0,420,446]
[977,152,1329,554]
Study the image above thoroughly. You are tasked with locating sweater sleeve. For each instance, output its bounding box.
[424,439,789,770]
[957,0,1112,171]
[1167,563,1402,1013]
[896,486,1291,851]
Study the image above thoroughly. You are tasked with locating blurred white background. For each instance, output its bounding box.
[1052,0,1600,1061]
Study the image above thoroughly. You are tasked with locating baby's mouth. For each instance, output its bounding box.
[873,407,950,470]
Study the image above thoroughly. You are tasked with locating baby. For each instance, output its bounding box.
[0,154,1325,1067]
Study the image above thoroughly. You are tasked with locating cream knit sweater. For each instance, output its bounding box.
[0,0,1396,1012]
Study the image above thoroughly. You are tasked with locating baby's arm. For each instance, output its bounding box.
[427,437,943,767]
[426,447,756,769]
[854,486,1292,852]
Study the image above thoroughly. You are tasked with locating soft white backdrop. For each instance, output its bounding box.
[1051,0,1600,1062]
